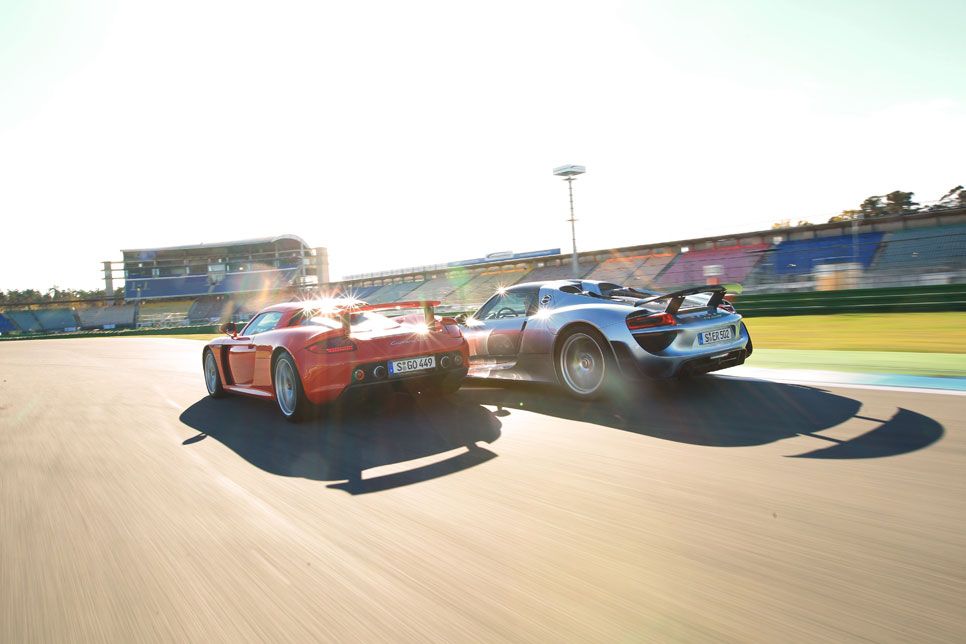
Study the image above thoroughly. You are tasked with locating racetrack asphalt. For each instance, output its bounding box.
[1,338,963,642]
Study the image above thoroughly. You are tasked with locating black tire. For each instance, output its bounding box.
[203,349,225,398]
[553,326,615,400]
[273,352,314,422]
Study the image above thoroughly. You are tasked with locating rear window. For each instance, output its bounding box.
[301,310,401,332]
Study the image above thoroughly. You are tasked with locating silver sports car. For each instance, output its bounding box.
[459,279,753,399]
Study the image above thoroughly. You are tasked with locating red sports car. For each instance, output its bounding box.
[202,299,469,421]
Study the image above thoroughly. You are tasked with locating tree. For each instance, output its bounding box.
[771,219,812,229]
[883,190,918,216]
[859,196,885,218]
[828,209,862,223]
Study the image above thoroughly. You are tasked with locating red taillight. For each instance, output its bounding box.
[443,323,461,338]
[627,312,676,330]
[718,300,735,313]
[306,336,357,354]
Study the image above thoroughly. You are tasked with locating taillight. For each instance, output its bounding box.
[718,299,735,313]
[306,336,357,354]
[627,312,676,330]
[443,323,461,338]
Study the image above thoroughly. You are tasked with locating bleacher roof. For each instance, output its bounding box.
[122,234,310,254]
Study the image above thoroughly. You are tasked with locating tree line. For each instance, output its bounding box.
[0,287,124,307]
[773,184,965,229]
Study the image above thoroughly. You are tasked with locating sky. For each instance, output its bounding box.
[1,0,964,290]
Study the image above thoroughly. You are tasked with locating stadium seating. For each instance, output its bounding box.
[655,244,769,289]
[516,260,597,283]
[125,268,300,300]
[4,310,43,333]
[77,305,137,329]
[188,297,235,324]
[871,225,966,274]
[585,255,650,284]
[125,275,211,299]
[457,267,532,306]
[34,308,80,332]
[364,281,425,304]
[623,253,677,289]
[339,285,382,300]
[769,233,883,275]
[211,269,299,295]
[0,313,18,334]
[187,297,236,324]
[405,273,475,303]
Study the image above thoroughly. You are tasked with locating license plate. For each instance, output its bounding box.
[698,326,733,345]
[388,355,436,376]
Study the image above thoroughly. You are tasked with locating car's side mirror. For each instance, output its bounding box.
[220,321,237,336]
[455,313,467,325]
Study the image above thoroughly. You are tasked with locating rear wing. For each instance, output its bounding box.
[337,300,441,334]
[634,286,727,314]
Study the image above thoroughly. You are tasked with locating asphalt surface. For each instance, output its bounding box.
[1,338,963,643]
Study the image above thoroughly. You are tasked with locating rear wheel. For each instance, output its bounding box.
[273,352,313,422]
[555,327,613,400]
[203,349,225,398]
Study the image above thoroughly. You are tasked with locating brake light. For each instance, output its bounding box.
[306,336,357,354]
[627,312,676,330]
[718,300,735,313]
[443,323,461,338]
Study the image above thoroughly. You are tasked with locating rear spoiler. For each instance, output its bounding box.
[337,300,441,334]
[634,286,727,314]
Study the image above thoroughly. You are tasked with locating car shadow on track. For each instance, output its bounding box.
[458,376,944,459]
[179,394,502,494]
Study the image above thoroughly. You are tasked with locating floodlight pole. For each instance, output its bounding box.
[553,164,586,278]
[566,176,578,277]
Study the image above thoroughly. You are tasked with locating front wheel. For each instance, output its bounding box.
[554,328,613,400]
[203,349,225,398]
[273,352,313,422]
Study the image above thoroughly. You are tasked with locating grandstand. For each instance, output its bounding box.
[0,313,16,335]
[187,297,237,324]
[405,273,475,303]
[6,209,964,336]
[363,281,426,304]
[135,300,191,327]
[4,310,43,333]
[332,209,965,307]
[585,254,649,284]
[624,252,677,289]
[458,267,532,305]
[110,235,327,301]
[519,259,598,283]
[33,309,79,332]
[77,305,137,330]
[870,224,966,284]
[655,244,769,289]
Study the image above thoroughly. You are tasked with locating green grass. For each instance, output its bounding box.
[745,312,965,353]
[746,349,965,377]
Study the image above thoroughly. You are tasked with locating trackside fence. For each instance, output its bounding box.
[0,324,220,342]
[732,284,966,317]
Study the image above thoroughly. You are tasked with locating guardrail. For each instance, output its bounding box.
[0,324,220,341]
[733,284,966,317]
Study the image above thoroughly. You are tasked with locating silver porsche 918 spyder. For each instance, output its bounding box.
[459,279,753,399]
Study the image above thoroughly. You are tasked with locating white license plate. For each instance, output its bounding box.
[388,355,436,376]
[698,326,733,345]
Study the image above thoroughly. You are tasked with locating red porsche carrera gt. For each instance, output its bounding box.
[202,299,469,421]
